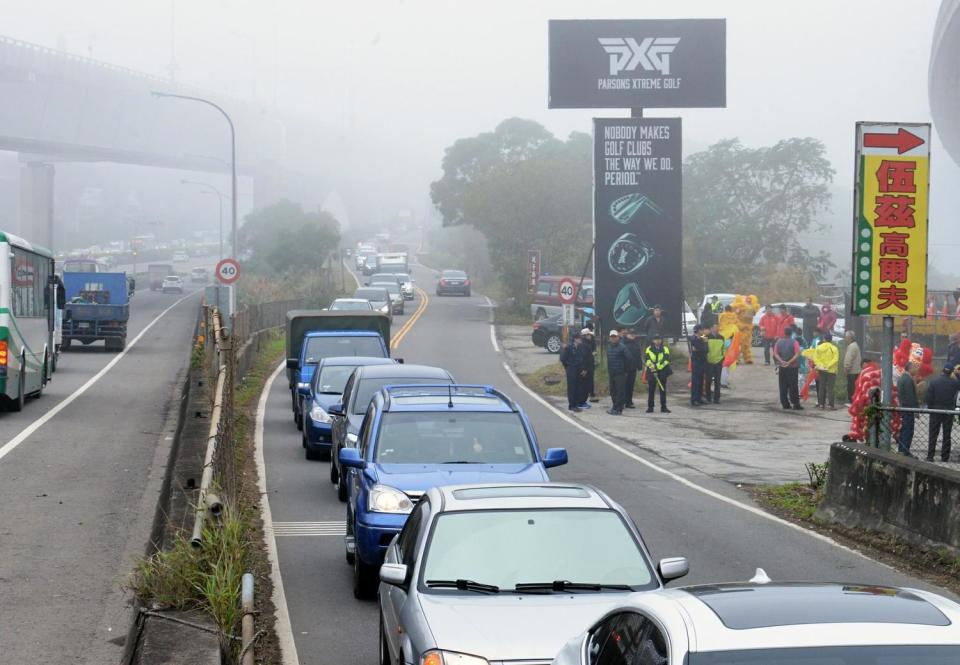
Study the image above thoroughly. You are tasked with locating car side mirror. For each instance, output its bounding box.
[543,447,568,468]
[380,563,408,586]
[286,358,299,370]
[328,403,344,417]
[339,447,365,469]
[658,557,689,582]
[128,278,136,296]
[298,383,311,396]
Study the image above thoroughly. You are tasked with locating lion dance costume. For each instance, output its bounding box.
[844,338,933,442]
[733,295,758,364]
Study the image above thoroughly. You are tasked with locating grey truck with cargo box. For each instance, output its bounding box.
[285,310,392,421]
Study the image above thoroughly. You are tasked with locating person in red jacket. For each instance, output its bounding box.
[758,304,780,366]
[774,304,796,339]
[818,303,838,336]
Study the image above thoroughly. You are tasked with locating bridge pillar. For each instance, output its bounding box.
[19,162,55,249]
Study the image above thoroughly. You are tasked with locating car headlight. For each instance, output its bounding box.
[297,382,310,390]
[309,404,331,423]
[380,305,390,313]
[368,485,413,513]
[421,651,489,665]
[346,432,358,445]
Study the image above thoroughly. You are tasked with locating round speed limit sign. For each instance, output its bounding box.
[215,258,241,285]
[558,278,577,304]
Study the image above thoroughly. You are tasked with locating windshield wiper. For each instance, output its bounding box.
[425,579,500,594]
[440,460,481,464]
[514,581,634,593]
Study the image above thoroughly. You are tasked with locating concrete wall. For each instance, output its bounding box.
[817,442,960,551]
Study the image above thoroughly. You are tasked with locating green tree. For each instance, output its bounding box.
[431,119,593,306]
[240,200,341,276]
[683,138,835,292]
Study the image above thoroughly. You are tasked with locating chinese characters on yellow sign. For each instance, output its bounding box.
[852,123,930,316]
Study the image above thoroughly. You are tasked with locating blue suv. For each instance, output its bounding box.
[301,355,395,460]
[338,384,568,598]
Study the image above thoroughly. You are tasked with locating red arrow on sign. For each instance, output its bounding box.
[863,128,925,154]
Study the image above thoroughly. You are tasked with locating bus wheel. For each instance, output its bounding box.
[10,362,25,412]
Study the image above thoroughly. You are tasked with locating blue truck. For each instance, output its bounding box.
[285,310,392,429]
[62,272,131,352]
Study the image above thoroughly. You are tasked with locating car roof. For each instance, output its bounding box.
[317,356,394,368]
[379,384,517,412]
[667,582,960,651]
[332,298,368,303]
[430,483,611,512]
[304,330,381,338]
[356,364,451,380]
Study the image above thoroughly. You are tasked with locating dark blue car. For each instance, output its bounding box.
[338,384,569,598]
[291,330,389,429]
[301,356,396,460]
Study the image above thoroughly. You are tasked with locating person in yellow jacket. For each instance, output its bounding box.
[803,331,839,409]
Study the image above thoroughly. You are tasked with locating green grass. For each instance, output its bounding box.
[131,327,286,662]
[751,483,824,521]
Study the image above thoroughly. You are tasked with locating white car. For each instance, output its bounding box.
[752,302,845,345]
[161,275,184,294]
[395,272,415,300]
[553,576,960,665]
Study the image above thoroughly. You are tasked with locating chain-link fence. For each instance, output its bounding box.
[867,403,960,469]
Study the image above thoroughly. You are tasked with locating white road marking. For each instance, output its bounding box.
[484,296,500,352]
[273,521,347,536]
[255,362,301,665]
[487,315,883,566]
[0,290,200,463]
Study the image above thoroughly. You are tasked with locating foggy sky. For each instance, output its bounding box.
[6,0,958,267]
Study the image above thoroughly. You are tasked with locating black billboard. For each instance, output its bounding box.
[549,19,726,109]
[593,117,682,337]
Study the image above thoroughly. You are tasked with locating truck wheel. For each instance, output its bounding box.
[118,338,126,352]
[62,339,72,351]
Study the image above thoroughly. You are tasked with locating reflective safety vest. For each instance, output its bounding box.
[645,344,670,371]
[710,301,723,313]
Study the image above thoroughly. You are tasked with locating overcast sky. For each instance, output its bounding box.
[5,0,958,266]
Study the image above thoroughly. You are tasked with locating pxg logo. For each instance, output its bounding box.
[598,37,680,76]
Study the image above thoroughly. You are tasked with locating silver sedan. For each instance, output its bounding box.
[377,483,688,665]
[552,575,960,665]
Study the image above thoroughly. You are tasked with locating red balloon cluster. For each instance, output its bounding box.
[845,363,901,442]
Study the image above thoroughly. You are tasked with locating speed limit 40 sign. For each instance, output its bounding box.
[215,258,241,285]
[558,278,577,304]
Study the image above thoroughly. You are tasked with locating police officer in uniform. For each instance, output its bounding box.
[645,333,672,413]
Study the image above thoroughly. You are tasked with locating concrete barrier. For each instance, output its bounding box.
[817,441,960,551]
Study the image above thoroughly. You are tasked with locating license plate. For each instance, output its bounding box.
[77,322,90,329]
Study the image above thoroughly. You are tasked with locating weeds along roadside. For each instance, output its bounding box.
[130,329,285,663]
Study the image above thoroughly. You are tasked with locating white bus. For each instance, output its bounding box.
[0,232,63,411]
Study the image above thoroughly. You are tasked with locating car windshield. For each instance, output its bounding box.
[303,336,385,364]
[313,365,358,394]
[354,289,387,303]
[421,509,654,591]
[331,300,371,311]
[442,271,467,279]
[373,411,533,463]
[352,377,449,414]
[690,646,960,665]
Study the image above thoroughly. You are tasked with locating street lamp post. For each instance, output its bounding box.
[152,91,237,258]
[181,179,224,261]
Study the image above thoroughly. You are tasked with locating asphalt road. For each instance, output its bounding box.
[262,263,941,665]
[0,272,208,664]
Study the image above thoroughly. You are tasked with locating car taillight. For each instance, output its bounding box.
[439,279,446,285]
[463,279,470,286]
[532,322,540,330]
[0,340,8,366]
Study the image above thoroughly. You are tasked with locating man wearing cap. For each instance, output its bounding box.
[577,327,596,408]
[559,333,586,413]
[606,330,627,415]
[926,364,960,462]
[688,324,707,406]
[645,333,672,413]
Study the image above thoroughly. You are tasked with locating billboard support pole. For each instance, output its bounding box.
[631,108,644,118]
[879,315,894,449]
